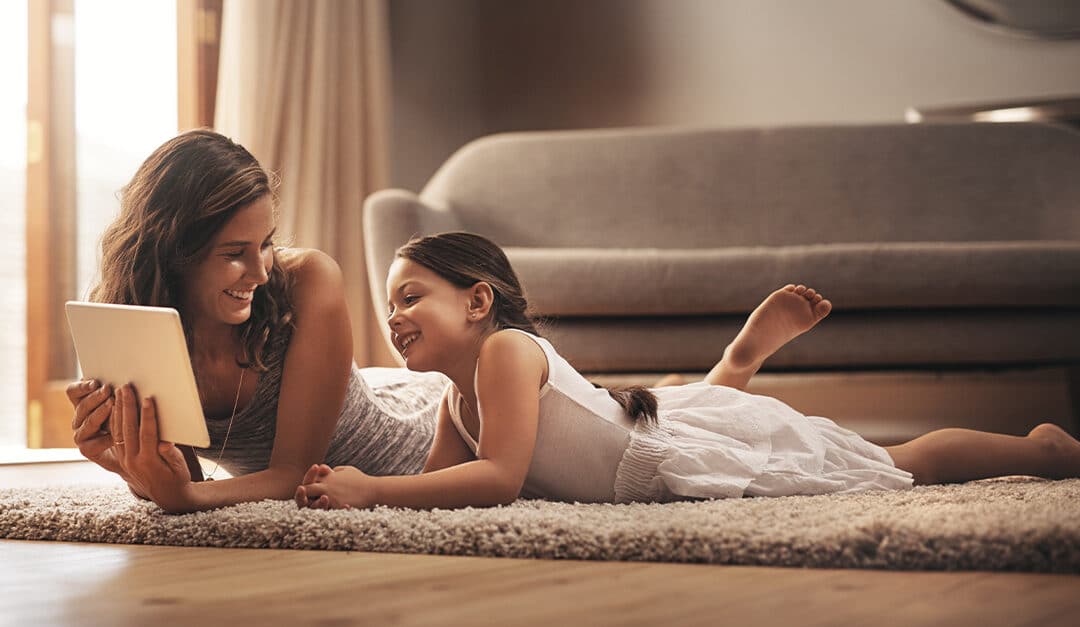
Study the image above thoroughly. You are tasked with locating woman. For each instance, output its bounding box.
[67,130,443,513]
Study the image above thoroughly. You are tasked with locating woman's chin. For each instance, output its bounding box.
[221,305,253,325]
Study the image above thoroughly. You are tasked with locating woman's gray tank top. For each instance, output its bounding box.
[195,327,442,478]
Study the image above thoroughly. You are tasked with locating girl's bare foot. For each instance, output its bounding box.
[724,284,832,370]
[706,285,831,390]
[1027,423,1080,479]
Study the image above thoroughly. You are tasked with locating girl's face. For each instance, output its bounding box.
[385,258,475,372]
[182,195,276,332]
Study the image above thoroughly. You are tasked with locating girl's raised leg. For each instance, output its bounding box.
[885,423,1080,485]
[704,285,832,391]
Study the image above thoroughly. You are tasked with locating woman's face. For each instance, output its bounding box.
[182,195,276,331]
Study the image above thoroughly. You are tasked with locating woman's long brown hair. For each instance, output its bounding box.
[90,129,293,371]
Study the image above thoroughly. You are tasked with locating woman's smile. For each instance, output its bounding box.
[224,287,256,303]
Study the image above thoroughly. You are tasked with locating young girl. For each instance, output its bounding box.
[295,232,1080,509]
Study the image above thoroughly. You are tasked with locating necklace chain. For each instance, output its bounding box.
[205,366,245,481]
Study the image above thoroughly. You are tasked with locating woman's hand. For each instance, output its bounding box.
[109,384,197,513]
[67,379,123,474]
[294,464,374,510]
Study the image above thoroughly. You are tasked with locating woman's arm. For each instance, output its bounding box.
[421,394,476,473]
[299,330,545,509]
[263,249,353,483]
[167,249,354,512]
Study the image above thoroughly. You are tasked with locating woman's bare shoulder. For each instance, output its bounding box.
[277,247,338,274]
[277,248,344,308]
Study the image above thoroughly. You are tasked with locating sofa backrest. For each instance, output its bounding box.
[420,123,1080,248]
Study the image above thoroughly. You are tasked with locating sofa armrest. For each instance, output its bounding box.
[363,189,461,353]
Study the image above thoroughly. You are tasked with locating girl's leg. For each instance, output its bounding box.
[705,285,832,391]
[653,374,687,387]
[885,423,1080,485]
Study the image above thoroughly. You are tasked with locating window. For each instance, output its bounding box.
[21,0,177,450]
[0,1,29,449]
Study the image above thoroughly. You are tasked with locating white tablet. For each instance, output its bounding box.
[65,301,210,448]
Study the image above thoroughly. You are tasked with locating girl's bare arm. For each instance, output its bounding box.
[422,393,476,473]
[363,330,545,508]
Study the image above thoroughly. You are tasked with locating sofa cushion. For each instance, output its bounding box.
[424,124,1080,248]
[541,309,1080,373]
[507,240,1080,316]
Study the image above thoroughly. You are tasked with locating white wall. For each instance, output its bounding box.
[389,0,1080,190]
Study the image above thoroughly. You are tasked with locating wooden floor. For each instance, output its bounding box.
[3,462,1080,626]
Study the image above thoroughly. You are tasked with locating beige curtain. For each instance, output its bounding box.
[214,0,396,366]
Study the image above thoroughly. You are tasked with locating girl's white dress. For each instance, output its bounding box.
[446,329,913,503]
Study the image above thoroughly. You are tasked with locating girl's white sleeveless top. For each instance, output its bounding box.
[446,329,913,503]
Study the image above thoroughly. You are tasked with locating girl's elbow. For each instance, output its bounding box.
[491,478,523,506]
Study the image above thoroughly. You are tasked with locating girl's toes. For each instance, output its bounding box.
[794,285,807,294]
[804,288,816,300]
[813,294,823,304]
[815,299,833,317]
[782,284,796,292]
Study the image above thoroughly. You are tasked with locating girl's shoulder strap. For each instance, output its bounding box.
[444,383,478,452]
[496,327,555,362]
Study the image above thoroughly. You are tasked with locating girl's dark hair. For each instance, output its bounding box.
[91,129,293,372]
[396,232,658,424]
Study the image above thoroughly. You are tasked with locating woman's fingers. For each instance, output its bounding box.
[75,396,113,439]
[295,484,329,509]
[110,386,128,465]
[70,383,112,431]
[120,385,140,456]
[158,441,190,482]
[301,464,321,485]
[66,379,98,405]
[139,396,160,455]
[73,397,114,446]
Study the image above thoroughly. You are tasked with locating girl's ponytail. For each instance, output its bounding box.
[604,385,658,425]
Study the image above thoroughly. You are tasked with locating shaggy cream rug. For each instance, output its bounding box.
[2,478,1078,572]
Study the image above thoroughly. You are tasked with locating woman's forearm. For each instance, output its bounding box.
[165,466,306,514]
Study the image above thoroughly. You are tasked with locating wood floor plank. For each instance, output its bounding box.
[3,540,1078,627]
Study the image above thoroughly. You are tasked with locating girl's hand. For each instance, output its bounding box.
[294,464,373,510]
[109,384,196,513]
[67,379,123,474]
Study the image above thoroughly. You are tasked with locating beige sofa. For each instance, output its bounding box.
[364,123,1080,441]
